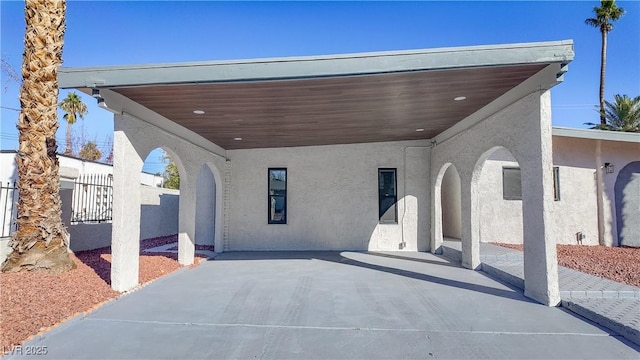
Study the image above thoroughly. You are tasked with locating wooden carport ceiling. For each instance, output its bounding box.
[113,63,546,150]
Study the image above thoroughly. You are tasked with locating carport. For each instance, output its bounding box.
[59,40,574,305]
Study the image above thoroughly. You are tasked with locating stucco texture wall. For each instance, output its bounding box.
[140,186,180,241]
[112,113,227,291]
[440,166,461,239]
[477,150,524,244]
[430,90,560,305]
[554,136,640,246]
[62,186,180,252]
[227,140,430,251]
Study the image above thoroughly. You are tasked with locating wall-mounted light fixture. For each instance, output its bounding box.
[604,162,614,174]
[91,88,102,99]
[96,97,119,114]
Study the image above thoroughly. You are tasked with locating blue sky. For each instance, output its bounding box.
[1,1,639,174]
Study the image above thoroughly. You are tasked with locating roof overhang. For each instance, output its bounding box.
[553,126,640,144]
[59,40,574,151]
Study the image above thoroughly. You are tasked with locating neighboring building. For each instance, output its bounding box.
[0,150,163,187]
[440,128,640,248]
[60,40,575,305]
[0,151,178,263]
[1,150,165,237]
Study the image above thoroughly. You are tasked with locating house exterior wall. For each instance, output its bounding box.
[477,154,600,246]
[474,135,639,247]
[554,136,640,246]
[227,140,430,252]
[477,150,524,244]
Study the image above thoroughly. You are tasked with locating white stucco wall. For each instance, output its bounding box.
[554,136,640,246]
[431,90,560,305]
[111,113,226,291]
[475,135,639,247]
[140,186,180,241]
[227,140,430,252]
[0,152,18,184]
[441,166,461,239]
[477,150,524,244]
[60,185,180,253]
[195,165,215,246]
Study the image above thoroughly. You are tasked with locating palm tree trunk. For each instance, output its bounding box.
[65,120,73,155]
[599,28,607,125]
[2,0,75,273]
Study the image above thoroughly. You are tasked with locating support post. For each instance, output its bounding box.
[461,178,480,270]
[522,91,560,306]
[178,172,196,265]
[111,114,143,292]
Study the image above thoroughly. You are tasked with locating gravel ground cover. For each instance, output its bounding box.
[0,235,207,352]
[493,243,640,288]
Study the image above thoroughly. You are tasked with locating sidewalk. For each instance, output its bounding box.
[442,240,640,346]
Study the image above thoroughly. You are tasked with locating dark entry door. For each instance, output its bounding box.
[378,168,397,223]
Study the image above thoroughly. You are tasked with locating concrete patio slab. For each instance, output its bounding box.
[13,251,640,359]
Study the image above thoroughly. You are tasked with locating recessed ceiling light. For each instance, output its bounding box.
[454,96,467,101]
[416,128,425,132]
[234,137,243,141]
[193,110,205,114]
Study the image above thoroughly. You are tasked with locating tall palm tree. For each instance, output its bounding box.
[59,92,88,156]
[585,0,625,125]
[588,94,640,132]
[2,0,75,272]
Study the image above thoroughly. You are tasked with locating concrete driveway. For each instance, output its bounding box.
[16,251,640,359]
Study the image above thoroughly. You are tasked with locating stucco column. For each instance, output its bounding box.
[430,178,443,255]
[460,176,480,270]
[521,91,560,306]
[111,114,143,292]
[178,171,196,265]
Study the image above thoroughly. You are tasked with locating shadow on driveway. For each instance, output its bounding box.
[207,250,533,303]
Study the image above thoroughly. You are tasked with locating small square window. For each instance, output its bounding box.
[502,167,522,200]
[268,168,287,224]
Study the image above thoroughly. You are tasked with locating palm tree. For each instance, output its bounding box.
[587,94,640,132]
[2,0,75,272]
[585,0,625,125]
[59,92,88,155]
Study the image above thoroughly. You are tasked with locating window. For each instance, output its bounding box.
[553,166,560,201]
[378,168,397,223]
[268,168,287,224]
[502,167,522,200]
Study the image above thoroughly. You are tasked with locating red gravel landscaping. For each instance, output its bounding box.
[493,243,640,288]
[0,235,207,353]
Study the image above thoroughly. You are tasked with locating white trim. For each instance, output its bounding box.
[59,40,574,89]
[552,127,640,144]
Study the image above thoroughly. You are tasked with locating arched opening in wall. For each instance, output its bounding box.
[475,147,524,257]
[441,164,462,243]
[615,161,640,248]
[195,164,216,253]
[138,148,181,262]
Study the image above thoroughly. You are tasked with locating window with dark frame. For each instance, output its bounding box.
[378,168,398,223]
[502,166,522,200]
[553,166,561,201]
[268,168,287,224]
